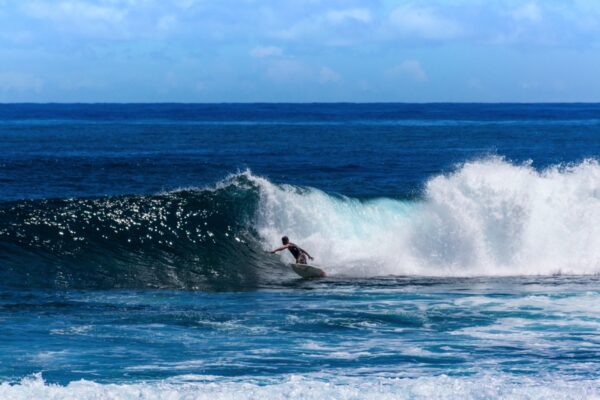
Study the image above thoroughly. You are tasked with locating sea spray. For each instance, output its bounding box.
[257,157,600,276]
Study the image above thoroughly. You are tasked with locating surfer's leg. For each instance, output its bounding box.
[297,254,307,264]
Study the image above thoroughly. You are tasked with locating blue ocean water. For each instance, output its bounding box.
[0,104,599,399]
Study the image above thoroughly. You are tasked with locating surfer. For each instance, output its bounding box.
[270,236,314,264]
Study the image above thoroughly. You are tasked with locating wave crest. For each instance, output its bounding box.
[1,158,599,289]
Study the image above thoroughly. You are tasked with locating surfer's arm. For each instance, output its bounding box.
[300,248,314,260]
[270,245,288,254]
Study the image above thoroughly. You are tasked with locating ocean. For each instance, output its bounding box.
[0,103,599,399]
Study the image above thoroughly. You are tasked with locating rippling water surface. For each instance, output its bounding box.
[1,104,599,399]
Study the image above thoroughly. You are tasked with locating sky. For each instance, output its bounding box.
[1,0,600,102]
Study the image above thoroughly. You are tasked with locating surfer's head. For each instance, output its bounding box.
[281,236,289,245]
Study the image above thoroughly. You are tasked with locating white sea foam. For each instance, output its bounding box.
[254,157,600,276]
[2,373,599,400]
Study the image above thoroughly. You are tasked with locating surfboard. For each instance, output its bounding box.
[290,263,326,278]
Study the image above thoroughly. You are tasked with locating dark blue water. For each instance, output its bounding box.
[2,103,599,201]
[0,104,599,399]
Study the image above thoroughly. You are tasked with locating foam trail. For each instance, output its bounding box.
[1,373,599,400]
[255,157,600,276]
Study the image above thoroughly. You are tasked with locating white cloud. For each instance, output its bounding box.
[325,8,372,24]
[512,2,542,22]
[389,4,463,40]
[20,0,198,39]
[273,7,372,41]
[250,46,283,58]
[388,60,428,82]
[175,0,199,10]
[24,1,126,24]
[319,66,341,83]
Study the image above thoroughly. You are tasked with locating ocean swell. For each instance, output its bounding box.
[0,174,275,289]
[1,158,599,289]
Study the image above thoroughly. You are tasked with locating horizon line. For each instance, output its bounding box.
[2,101,600,105]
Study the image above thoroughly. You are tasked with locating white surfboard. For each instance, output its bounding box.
[290,263,326,278]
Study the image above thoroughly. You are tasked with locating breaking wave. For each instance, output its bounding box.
[2,372,599,400]
[1,157,599,289]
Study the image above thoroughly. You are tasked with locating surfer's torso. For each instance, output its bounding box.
[287,243,307,264]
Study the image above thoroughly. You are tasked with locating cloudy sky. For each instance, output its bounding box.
[1,0,600,102]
